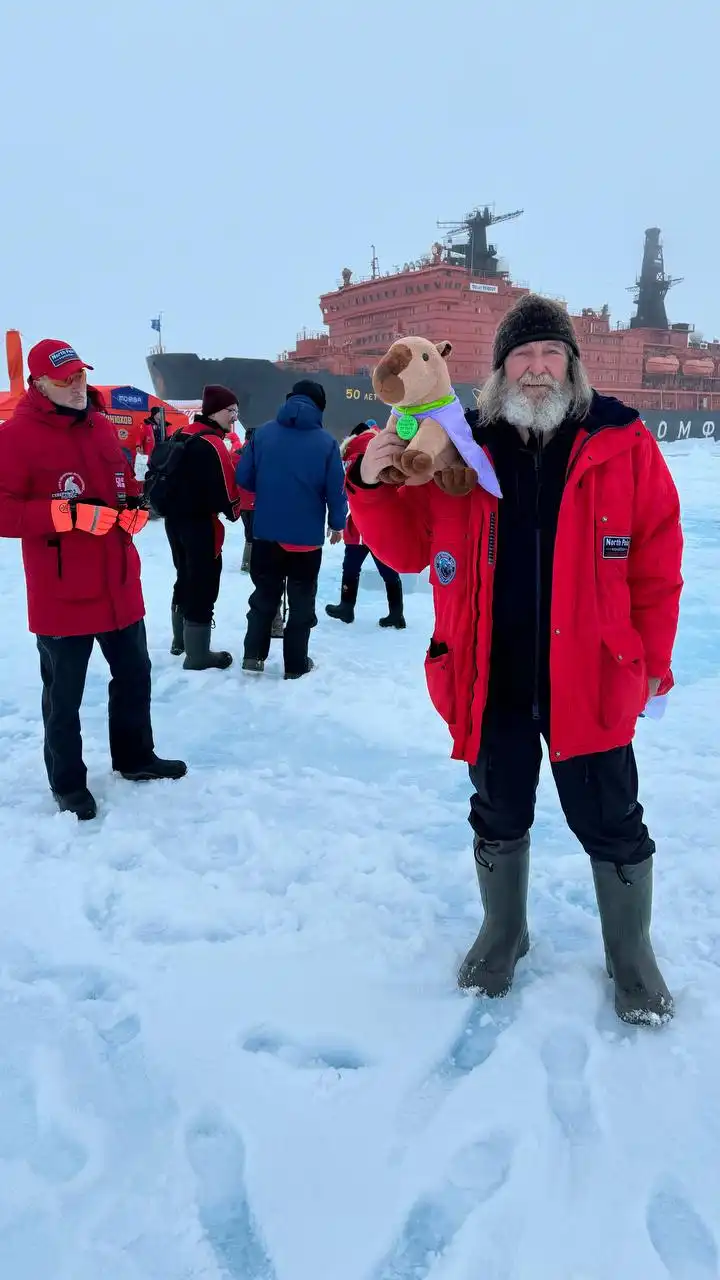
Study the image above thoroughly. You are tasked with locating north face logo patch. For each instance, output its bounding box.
[49,347,79,368]
[603,535,631,559]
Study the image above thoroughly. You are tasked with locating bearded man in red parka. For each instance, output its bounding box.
[346,297,683,1025]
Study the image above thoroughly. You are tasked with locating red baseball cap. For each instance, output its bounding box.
[28,339,93,381]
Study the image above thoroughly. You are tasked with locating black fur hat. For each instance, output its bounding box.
[492,294,580,370]
[290,379,326,412]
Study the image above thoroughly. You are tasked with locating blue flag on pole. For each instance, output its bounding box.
[151,316,161,333]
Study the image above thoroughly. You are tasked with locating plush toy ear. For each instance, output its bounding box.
[436,341,452,360]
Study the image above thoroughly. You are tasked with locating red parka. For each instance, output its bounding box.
[341,428,378,546]
[115,417,155,461]
[0,387,146,637]
[347,413,683,764]
[230,436,255,511]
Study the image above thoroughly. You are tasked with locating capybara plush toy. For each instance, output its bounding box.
[371,337,501,498]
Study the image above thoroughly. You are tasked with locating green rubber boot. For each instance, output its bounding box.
[182,622,233,671]
[591,857,674,1025]
[458,835,530,996]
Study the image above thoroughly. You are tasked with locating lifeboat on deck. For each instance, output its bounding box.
[681,357,715,377]
[645,355,680,375]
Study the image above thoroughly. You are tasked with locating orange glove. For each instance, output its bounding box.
[50,499,117,536]
[118,508,150,536]
[50,499,74,533]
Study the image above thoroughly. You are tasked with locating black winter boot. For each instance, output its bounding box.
[458,836,530,996]
[56,788,97,821]
[379,578,406,629]
[119,754,188,782]
[284,658,315,681]
[591,857,674,1025]
[171,605,184,656]
[326,577,359,624]
[182,622,233,671]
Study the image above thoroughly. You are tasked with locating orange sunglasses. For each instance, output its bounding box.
[46,369,88,389]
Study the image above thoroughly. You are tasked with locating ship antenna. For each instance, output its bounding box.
[437,204,522,276]
[371,245,379,280]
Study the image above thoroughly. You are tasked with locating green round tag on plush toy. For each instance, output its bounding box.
[396,413,418,441]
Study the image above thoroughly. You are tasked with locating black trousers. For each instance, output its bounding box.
[240,510,254,542]
[165,517,221,625]
[244,540,321,675]
[469,710,654,865]
[37,620,154,796]
[343,543,401,587]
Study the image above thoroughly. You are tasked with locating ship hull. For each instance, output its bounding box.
[147,353,720,445]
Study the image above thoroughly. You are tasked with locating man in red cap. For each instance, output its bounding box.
[159,384,244,669]
[0,339,187,821]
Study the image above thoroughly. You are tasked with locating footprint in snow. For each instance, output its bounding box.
[540,1026,599,1144]
[440,998,519,1079]
[646,1185,719,1279]
[390,999,518,1161]
[241,1026,368,1072]
[185,1109,276,1280]
[13,960,129,1004]
[84,887,122,937]
[0,1057,88,1183]
[371,1131,514,1280]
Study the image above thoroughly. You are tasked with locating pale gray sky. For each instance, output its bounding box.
[2,0,718,389]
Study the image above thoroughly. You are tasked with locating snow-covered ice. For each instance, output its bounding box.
[0,443,718,1279]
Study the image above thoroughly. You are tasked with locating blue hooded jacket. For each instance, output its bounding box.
[235,395,347,546]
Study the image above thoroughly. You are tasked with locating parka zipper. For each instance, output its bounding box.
[532,437,542,722]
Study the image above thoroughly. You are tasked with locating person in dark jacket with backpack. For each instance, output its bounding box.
[157,384,244,670]
[236,380,347,678]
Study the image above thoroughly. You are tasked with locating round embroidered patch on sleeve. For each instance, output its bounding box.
[434,551,457,585]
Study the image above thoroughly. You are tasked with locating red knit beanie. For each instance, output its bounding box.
[202,384,238,416]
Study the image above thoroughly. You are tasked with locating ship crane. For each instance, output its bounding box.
[628,227,683,330]
[436,205,523,277]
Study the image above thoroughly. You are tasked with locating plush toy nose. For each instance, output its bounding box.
[373,343,412,403]
[376,372,405,403]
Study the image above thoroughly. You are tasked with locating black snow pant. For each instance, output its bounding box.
[240,510,254,542]
[343,543,401,587]
[244,540,321,676]
[165,516,222,626]
[469,709,655,865]
[37,620,154,796]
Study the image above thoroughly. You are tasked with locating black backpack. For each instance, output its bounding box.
[144,429,213,517]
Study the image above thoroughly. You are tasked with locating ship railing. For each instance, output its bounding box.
[333,262,447,288]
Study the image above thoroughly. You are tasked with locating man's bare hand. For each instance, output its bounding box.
[648,677,661,700]
[328,529,343,545]
[360,426,407,485]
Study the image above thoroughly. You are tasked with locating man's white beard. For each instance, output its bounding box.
[501,379,572,435]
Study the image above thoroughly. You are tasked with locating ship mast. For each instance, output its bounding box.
[628,229,682,330]
[150,312,165,354]
[437,204,523,276]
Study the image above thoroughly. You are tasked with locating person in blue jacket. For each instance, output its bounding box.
[236,380,347,678]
